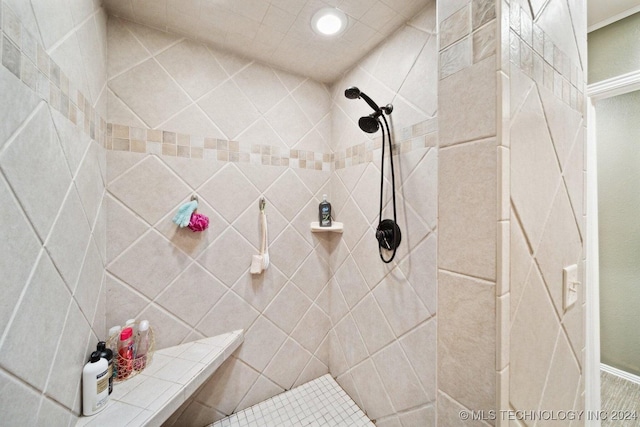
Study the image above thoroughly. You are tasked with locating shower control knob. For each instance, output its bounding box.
[376,219,401,251]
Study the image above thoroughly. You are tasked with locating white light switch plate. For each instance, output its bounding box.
[563,264,579,310]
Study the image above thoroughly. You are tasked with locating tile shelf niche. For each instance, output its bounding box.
[76,330,244,427]
[310,222,344,233]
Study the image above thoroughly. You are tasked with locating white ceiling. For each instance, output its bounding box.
[102,0,435,83]
[588,0,640,30]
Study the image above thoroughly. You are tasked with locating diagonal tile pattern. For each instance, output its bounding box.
[508,0,585,418]
[2,0,589,426]
[0,2,108,423]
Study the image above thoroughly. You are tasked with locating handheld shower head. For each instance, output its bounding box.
[344,86,382,113]
[344,86,361,99]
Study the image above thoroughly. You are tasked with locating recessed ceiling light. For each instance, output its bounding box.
[311,7,348,36]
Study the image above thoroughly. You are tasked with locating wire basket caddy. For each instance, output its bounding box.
[106,326,155,382]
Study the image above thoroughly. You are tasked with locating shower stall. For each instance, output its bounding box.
[0,0,588,425]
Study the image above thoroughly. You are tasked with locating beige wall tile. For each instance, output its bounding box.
[263,338,312,389]
[198,80,261,140]
[156,39,227,100]
[439,55,496,146]
[45,301,91,409]
[0,67,41,150]
[439,138,497,280]
[31,0,74,49]
[291,304,331,354]
[441,5,470,49]
[45,187,92,289]
[473,19,497,63]
[350,359,395,420]
[472,0,496,30]
[197,357,259,415]
[510,266,560,411]
[438,270,496,412]
[440,37,472,79]
[236,316,287,372]
[510,87,561,251]
[374,342,430,412]
[535,186,582,315]
[74,239,104,325]
[0,253,71,390]
[108,230,190,299]
[0,104,72,240]
[351,294,395,354]
[436,392,486,427]
[157,263,227,327]
[373,269,431,337]
[400,319,437,401]
[108,155,191,224]
[0,176,43,331]
[263,282,312,334]
[107,17,150,78]
[0,371,41,426]
[109,58,191,128]
[537,332,581,424]
[334,256,369,309]
[333,314,368,368]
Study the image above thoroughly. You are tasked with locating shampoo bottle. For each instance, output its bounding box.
[134,320,150,371]
[319,194,332,227]
[96,342,114,394]
[82,351,109,416]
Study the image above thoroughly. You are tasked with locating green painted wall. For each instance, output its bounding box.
[588,12,640,84]
[596,89,640,376]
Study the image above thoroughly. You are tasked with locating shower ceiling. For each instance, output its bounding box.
[102,0,434,83]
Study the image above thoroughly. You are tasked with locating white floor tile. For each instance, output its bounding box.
[210,374,373,427]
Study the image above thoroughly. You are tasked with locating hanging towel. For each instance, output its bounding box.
[250,209,269,274]
[172,200,198,228]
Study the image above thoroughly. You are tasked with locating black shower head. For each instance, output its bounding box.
[344,86,361,99]
[344,86,381,113]
[358,114,380,133]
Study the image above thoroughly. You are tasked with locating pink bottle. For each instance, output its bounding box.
[117,327,134,379]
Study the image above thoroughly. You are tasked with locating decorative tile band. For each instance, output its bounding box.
[1,2,107,147]
[1,1,437,172]
[438,0,497,79]
[507,3,584,113]
[107,116,437,171]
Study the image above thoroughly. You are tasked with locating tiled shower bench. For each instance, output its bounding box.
[76,330,244,427]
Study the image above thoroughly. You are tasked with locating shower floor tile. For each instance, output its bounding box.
[210,374,374,427]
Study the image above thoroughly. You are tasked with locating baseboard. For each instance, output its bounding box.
[601,363,640,386]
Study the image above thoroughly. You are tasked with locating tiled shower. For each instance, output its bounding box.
[0,0,587,426]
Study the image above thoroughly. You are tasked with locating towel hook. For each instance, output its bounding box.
[259,197,266,211]
[191,194,199,202]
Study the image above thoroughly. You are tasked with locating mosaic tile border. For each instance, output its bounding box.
[507,2,585,113]
[438,0,498,79]
[0,2,107,146]
[106,117,437,171]
[0,1,437,173]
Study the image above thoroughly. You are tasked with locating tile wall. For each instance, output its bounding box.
[506,0,586,423]
[0,0,588,425]
[104,17,336,425]
[105,4,440,425]
[0,0,108,425]
[327,4,439,426]
[436,0,499,423]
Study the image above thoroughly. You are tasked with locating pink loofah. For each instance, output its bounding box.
[188,212,209,232]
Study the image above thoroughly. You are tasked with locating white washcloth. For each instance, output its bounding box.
[250,210,269,274]
[261,210,269,269]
